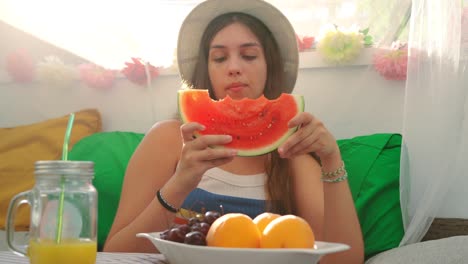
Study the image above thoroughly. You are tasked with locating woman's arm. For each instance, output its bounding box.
[320,153,364,264]
[103,120,185,252]
[281,112,364,264]
[103,120,237,253]
[290,154,324,241]
[292,154,364,264]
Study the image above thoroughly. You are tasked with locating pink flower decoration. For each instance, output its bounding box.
[296,34,315,52]
[5,49,34,83]
[78,63,116,90]
[373,44,408,81]
[121,57,160,86]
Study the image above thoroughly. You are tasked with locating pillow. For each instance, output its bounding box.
[67,131,404,255]
[0,109,101,231]
[338,133,404,260]
[68,131,145,250]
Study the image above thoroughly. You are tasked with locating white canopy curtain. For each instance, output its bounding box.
[399,0,468,245]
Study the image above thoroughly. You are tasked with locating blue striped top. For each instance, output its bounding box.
[178,167,268,220]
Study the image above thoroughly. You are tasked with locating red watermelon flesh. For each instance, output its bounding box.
[178,89,304,156]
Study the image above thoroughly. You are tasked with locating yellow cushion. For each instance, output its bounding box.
[0,109,102,230]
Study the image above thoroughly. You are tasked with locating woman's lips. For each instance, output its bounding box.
[228,86,243,92]
[227,83,246,92]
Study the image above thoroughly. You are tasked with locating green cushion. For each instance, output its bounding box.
[338,133,404,259]
[68,131,403,257]
[68,131,144,250]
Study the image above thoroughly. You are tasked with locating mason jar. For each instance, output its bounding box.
[6,160,98,264]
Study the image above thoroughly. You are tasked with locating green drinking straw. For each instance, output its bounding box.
[56,113,75,243]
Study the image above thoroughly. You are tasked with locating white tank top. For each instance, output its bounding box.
[177,167,268,220]
[199,167,267,200]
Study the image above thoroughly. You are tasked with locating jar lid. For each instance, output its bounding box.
[34,160,94,177]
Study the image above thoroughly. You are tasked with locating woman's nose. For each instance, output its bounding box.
[227,58,241,76]
[229,69,241,76]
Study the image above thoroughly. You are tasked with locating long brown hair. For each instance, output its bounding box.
[189,12,295,215]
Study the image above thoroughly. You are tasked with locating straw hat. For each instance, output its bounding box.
[177,0,299,93]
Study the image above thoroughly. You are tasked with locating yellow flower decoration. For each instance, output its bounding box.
[37,56,77,88]
[317,26,364,64]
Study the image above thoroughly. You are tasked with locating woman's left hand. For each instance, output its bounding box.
[278,112,339,159]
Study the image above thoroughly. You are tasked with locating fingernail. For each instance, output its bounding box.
[230,149,238,156]
[225,135,232,141]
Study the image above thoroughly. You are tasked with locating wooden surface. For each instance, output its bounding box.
[422,218,468,241]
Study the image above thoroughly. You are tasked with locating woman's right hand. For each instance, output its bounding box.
[173,122,237,191]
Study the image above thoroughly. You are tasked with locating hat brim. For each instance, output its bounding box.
[177,0,298,93]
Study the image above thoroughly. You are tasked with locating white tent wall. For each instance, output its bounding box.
[0,63,406,139]
[2,5,468,237]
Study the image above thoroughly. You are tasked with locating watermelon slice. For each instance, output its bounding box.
[178,89,304,156]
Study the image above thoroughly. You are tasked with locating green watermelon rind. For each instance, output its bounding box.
[178,91,305,157]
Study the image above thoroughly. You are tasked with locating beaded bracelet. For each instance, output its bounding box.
[156,189,179,213]
[321,171,348,183]
[321,161,346,178]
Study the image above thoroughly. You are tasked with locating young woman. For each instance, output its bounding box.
[104,1,364,263]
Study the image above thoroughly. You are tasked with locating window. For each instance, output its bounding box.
[0,0,410,70]
[269,0,410,44]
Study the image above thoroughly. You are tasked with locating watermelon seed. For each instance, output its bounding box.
[236,136,240,140]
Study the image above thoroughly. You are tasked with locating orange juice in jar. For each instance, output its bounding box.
[6,161,98,264]
[28,239,97,264]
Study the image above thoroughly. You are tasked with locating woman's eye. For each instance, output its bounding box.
[243,55,257,61]
[212,57,226,63]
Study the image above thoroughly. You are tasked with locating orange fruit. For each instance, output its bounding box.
[253,212,281,234]
[206,213,261,248]
[260,214,315,249]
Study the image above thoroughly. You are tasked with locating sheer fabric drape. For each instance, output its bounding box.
[399,0,468,245]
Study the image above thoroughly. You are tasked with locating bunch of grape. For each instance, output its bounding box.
[160,210,221,246]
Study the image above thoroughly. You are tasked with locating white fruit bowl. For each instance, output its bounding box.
[137,232,350,264]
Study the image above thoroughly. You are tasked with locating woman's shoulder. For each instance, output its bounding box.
[147,119,181,135]
[149,119,182,132]
[143,119,183,145]
[130,119,183,163]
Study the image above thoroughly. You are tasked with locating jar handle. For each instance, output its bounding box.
[6,191,31,257]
